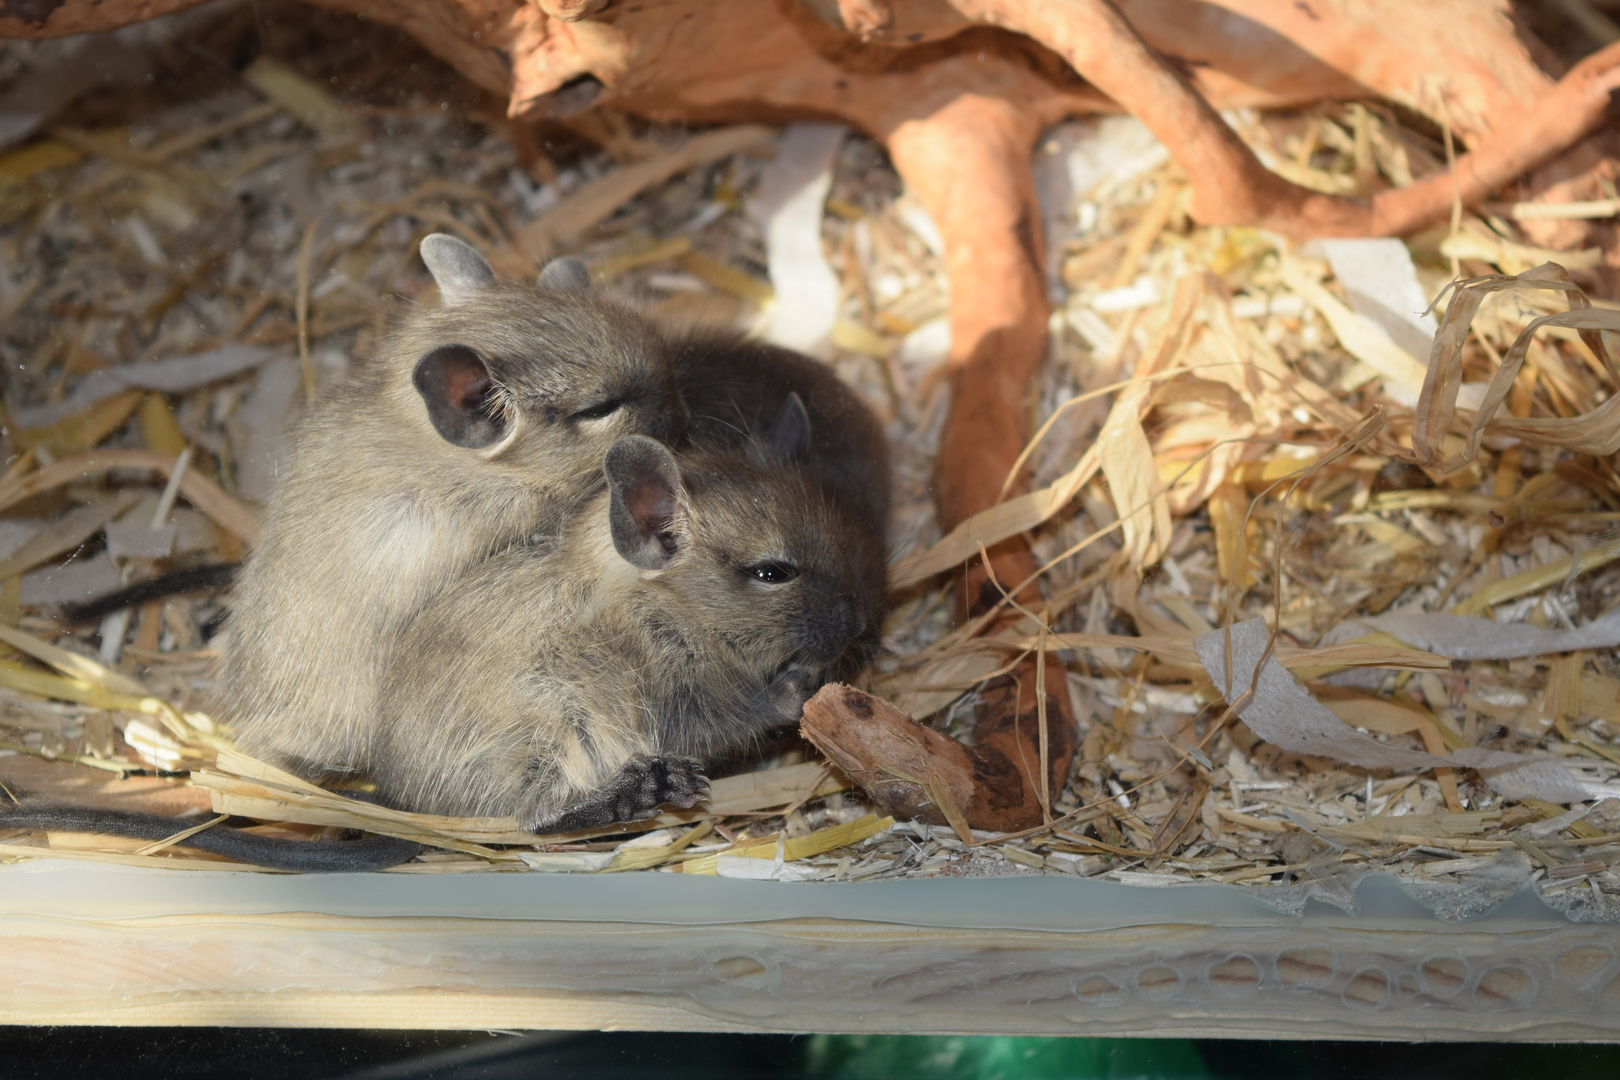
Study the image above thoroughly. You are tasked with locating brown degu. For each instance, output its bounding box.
[677,337,890,546]
[369,427,887,832]
[522,265,892,547]
[675,337,891,673]
[213,234,688,781]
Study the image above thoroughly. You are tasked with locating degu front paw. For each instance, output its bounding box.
[764,663,825,722]
[616,753,709,817]
[523,754,712,833]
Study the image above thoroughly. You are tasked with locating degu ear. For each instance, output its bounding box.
[413,346,508,449]
[769,392,811,463]
[420,234,495,306]
[538,256,591,293]
[605,436,683,570]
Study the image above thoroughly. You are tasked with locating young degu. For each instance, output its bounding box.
[214,235,689,781]
[676,336,890,666]
[369,423,887,831]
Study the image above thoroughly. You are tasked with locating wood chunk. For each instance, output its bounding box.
[801,683,1067,833]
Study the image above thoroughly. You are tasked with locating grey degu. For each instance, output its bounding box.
[370,427,887,832]
[2,409,886,869]
[213,234,688,780]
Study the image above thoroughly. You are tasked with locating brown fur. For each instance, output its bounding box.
[675,335,893,674]
[213,278,687,778]
[370,438,886,831]
[676,335,891,544]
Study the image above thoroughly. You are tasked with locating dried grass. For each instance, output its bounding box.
[3,9,1620,899]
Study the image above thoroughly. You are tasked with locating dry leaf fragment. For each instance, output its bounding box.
[9,391,143,459]
[1197,619,1603,804]
[8,344,280,431]
[195,752,844,848]
[0,493,138,580]
[799,683,1053,833]
[1409,263,1620,473]
[892,274,1204,586]
[0,451,261,546]
[241,57,361,144]
[680,814,892,875]
[19,553,118,607]
[1450,536,1620,616]
[1279,256,1429,403]
[1365,609,1620,660]
[1438,229,1603,273]
[890,444,1101,587]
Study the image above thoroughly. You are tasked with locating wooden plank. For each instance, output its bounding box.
[2,875,1618,1039]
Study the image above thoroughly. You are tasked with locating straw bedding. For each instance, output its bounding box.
[4,2,1620,915]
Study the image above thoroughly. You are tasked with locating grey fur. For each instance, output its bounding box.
[37,264,895,869]
[539,256,592,293]
[419,233,496,305]
[213,249,688,781]
[369,437,887,832]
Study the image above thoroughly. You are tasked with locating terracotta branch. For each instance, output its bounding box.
[952,0,1620,237]
[1114,0,1548,140]
[836,0,1551,141]
[9,0,1610,245]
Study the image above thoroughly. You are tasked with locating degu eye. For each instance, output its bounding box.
[746,561,799,584]
[570,398,623,421]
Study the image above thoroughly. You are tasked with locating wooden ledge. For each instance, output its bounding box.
[2,861,1616,1040]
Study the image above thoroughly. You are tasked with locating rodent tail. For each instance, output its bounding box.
[0,803,424,873]
[60,563,240,623]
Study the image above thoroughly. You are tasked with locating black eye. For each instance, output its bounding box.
[747,561,799,584]
[571,398,623,421]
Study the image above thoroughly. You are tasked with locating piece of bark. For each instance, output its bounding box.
[859,65,1080,816]
[801,683,1068,833]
